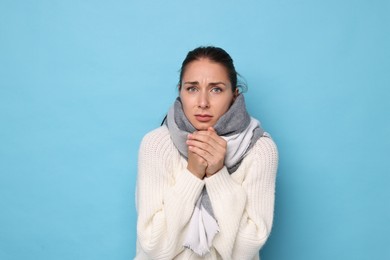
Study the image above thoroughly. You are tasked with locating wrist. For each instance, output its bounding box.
[187,166,205,179]
[205,165,223,178]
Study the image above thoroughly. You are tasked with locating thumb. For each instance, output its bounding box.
[208,126,216,133]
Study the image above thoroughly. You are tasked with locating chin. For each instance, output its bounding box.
[193,122,213,131]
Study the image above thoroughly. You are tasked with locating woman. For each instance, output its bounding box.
[135,46,278,259]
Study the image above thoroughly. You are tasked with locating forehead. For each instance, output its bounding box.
[182,59,229,80]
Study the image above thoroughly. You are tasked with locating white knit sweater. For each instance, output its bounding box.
[135,126,278,260]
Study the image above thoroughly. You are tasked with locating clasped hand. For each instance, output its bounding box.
[186,127,227,179]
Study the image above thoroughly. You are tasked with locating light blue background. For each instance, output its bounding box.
[1,0,389,259]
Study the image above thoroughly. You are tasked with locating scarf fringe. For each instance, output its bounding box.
[183,200,220,256]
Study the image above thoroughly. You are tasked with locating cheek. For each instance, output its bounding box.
[181,95,196,109]
[183,104,191,115]
[181,98,194,116]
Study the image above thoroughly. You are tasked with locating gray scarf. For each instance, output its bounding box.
[165,94,264,255]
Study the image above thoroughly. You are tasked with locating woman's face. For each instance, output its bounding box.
[180,58,236,130]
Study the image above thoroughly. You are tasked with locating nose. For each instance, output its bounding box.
[198,91,210,109]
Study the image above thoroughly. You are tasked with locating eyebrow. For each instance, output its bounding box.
[183,81,227,86]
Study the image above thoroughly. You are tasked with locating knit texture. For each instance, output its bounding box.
[135,126,278,260]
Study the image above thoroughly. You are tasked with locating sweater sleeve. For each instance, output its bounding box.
[204,137,278,259]
[136,127,205,259]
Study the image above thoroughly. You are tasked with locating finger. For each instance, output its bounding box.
[188,149,208,164]
[189,131,226,148]
[188,145,213,161]
[206,127,226,147]
[187,139,218,155]
[187,140,216,158]
[188,135,225,158]
[199,129,224,145]
[208,127,216,133]
[188,140,224,168]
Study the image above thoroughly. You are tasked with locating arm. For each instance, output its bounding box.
[136,127,205,259]
[205,137,278,259]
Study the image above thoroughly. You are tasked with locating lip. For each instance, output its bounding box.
[194,114,213,122]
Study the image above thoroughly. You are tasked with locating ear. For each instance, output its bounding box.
[233,88,239,101]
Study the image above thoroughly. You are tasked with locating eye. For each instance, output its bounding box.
[186,86,197,92]
[211,87,223,93]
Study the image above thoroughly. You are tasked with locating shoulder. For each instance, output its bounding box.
[141,125,170,144]
[139,126,176,157]
[248,135,279,166]
[234,135,278,183]
[254,135,278,156]
[138,126,181,174]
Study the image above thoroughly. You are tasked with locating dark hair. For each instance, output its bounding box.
[179,46,246,93]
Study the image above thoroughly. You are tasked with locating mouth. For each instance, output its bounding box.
[194,114,213,122]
